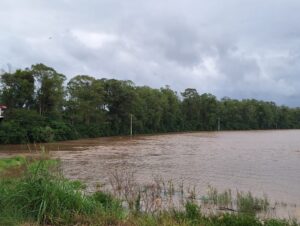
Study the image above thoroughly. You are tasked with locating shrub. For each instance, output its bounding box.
[185,201,201,221]
[0,159,97,225]
[0,121,27,144]
[237,192,269,215]
[29,126,54,142]
[49,120,78,141]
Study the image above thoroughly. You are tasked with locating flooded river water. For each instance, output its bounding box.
[1,130,300,218]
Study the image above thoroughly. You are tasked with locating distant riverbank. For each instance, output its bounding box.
[1,64,300,145]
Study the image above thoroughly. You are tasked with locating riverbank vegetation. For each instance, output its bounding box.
[1,64,300,144]
[0,155,298,226]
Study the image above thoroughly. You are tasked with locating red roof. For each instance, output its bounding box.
[0,105,7,109]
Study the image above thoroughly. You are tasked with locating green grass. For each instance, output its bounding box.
[0,156,26,173]
[236,191,269,215]
[0,156,125,225]
[0,156,299,226]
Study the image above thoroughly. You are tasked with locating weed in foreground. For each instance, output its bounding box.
[0,157,101,225]
[0,156,299,226]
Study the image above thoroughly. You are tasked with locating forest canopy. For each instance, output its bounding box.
[0,63,300,144]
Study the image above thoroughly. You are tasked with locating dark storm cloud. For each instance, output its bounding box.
[1,0,300,106]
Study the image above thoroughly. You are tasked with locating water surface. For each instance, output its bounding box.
[1,130,300,218]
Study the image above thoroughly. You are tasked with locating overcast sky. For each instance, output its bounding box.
[1,0,300,106]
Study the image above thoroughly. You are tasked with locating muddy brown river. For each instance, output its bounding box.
[1,130,300,219]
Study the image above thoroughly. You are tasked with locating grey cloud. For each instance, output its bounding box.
[1,0,300,106]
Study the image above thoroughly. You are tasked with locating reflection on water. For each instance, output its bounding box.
[1,130,300,219]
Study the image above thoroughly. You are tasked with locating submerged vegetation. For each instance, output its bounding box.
[0,155,298,226]
[1,64,300,144]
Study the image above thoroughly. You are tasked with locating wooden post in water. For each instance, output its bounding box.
[217,117,221,131]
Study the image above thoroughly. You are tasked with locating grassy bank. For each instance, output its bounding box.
[0,156,298,226]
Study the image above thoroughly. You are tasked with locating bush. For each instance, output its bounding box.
[0,121,27,144]
[49,120,78,141]
[237,192,269,215]
[0,159,97,225]
[211,213,261,226]
[29,126,54,142]
[185,201,201,221]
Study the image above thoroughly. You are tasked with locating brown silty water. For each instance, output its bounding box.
[1,130,300,219]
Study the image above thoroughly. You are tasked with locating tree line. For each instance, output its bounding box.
[0,63,299,144]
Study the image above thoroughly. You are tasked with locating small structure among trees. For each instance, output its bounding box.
[0,105,7,120]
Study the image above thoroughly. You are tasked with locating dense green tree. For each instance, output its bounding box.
[66,75,105,125]
[1,63,300,144]
[160,86,182,132]
[31,64,66,117]
[102,79,137,135]
[198,93,218,130]
[0,69,35,109]
[134,86,165,133]
[220,98,245,130]
[66,75,106,137]
[181,88,201,130]
[181,90,218,131]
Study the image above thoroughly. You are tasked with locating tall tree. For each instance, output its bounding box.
[160,86,182,132]
[102,79,137,134]
[134,86,164,133]
[198,93,218,130]
[181,88,201,130]
[31,64,66,116]
[66,75,105,126]
[0,69,35,109]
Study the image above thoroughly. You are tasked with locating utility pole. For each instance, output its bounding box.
[217,117,221,131]
[130,113,133,136]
